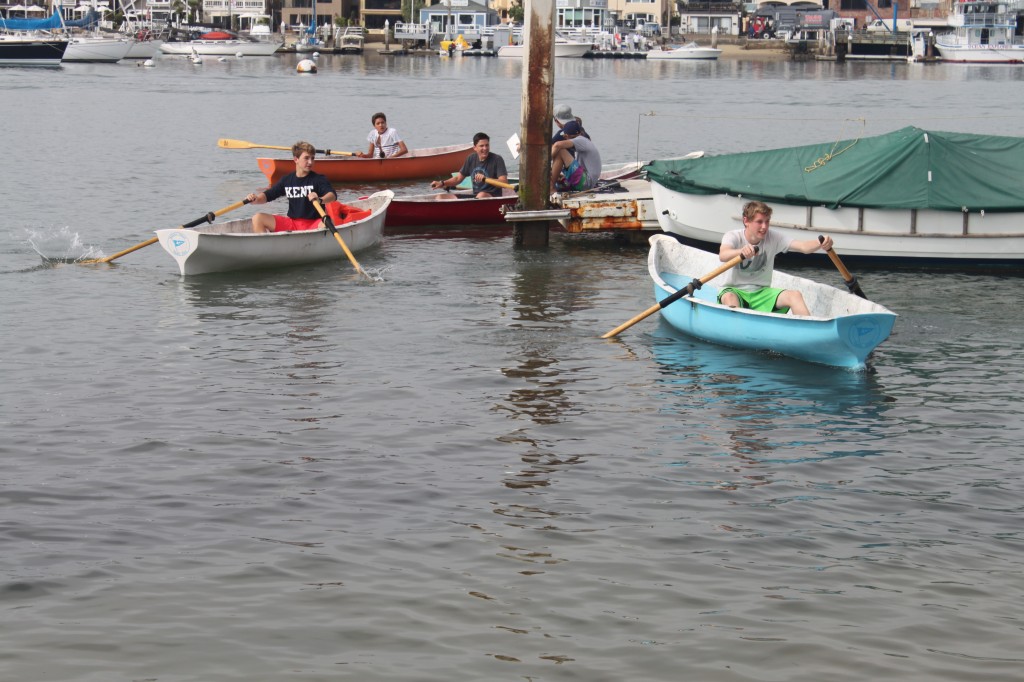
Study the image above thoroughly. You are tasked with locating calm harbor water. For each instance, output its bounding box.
[1,53,1023,681]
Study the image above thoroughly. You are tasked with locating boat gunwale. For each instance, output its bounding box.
[648,234,896,321]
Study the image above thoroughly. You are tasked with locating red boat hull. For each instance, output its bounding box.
[257,144,473,185]
[385,191,518,227]
[383,162,644,228]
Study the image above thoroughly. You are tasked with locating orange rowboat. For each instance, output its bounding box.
[257,143,474,185]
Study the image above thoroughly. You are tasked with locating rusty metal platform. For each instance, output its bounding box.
[552,178,659,233]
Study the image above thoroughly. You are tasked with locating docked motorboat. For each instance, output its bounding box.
[646,41,721,60]
[935,0,1024,63]
[497,33,591,58]
[337,26,364,53]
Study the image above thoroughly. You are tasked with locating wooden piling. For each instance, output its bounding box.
[513,0,556,248]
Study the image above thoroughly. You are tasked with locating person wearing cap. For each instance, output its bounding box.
[551,120,602,194]
[430,132,508,198]
[551,103,591,145]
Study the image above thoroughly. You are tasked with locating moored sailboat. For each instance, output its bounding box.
[0,33,68,66]
[160,30,281,56]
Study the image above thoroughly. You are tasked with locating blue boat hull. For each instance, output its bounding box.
[649,235,896,370]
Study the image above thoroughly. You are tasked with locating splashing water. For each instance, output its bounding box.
[26,226,105,263]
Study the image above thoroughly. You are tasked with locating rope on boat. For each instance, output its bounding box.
[804,118,865,173]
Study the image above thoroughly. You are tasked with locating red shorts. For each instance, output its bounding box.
[273,216,323,232]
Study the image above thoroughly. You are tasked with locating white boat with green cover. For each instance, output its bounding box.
[648,127,1024,267]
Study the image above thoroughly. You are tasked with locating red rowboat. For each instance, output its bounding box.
[386,188,518,227]
[257,143,473,185]
[383,161,646,228]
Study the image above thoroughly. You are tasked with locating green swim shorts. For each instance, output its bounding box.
[717,286,790,314]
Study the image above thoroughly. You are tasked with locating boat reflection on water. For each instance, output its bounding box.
[647,325,895,476]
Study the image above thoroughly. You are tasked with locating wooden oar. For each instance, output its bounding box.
[819,235,867,299]
[311,198,372,281]
[601,251,750,339]
[80,199,249,265]
[484,178,518,191]
[217,138,356,157]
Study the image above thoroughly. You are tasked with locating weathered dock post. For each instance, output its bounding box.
[511,0,556,248]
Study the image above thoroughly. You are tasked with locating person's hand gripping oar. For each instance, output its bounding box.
[818,236,867,299]
[311,198,373,281]
[601,247,757,339]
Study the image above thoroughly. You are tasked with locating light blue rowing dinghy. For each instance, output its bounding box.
[647,234,896,370]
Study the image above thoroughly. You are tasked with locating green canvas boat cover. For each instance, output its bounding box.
[645,126,1024,213]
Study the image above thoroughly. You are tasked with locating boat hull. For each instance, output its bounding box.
[651,181,1024,265]
[389,162,646,228]
[257,144,473,184]
[155,191,391,275]
[934,42,1024,63]
[497,41,591,58]
[124,39,163,59]
[385,190,517,227]
[648,235,896,369]
[159,40,282,56]
[934,0,1024,64]
[63,37,132,63]
[0,37,68,66]
[646,44,721,60]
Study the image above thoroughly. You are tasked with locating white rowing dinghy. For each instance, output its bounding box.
[155,190,392,276]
